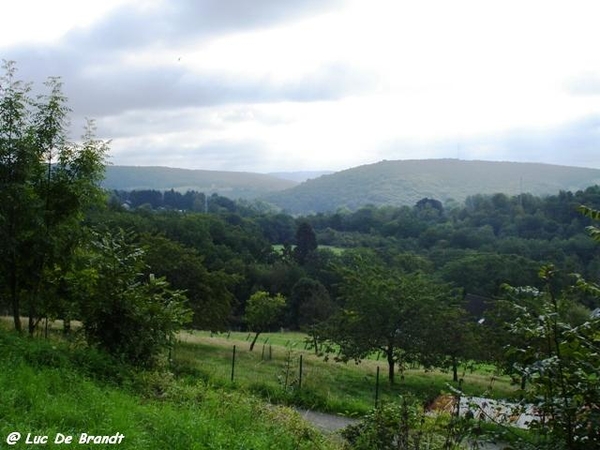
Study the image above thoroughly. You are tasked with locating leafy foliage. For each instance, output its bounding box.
[0,61,107,334]
[288,277,336,330]
[316,252,454,384]
[342,396,477,450]
[245,290,286,351]
[79,230,192,366]
[294,221,318,264]
[501,267,600,449]
[265,159,600,214]
[140,234,237,331]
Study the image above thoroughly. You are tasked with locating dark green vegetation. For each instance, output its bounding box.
[265,159,600,213]
[0,61,188,367]
[103,165,297,199]
[2,62,599,449]
[497,263,600,449]
[0,61,108,336]
[104,160,600,215]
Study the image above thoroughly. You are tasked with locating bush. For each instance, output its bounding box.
[79,230,191,366]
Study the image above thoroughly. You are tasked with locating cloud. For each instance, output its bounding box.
[377,115,600,170]
[3,0,600,173]
[564,73,600,97]
[112,137,268,171]
[1,0,366,123]
[496,116,600,168]
[53,0,345,54]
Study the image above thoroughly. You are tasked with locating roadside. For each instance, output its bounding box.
[297,407,509,450]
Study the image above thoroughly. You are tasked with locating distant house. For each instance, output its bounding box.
[592,308,600,319]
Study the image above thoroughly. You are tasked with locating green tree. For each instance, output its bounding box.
[318,254,449,384]
[294,221,317,264]
[0,61,107,334]
[141,234,237,331]
[0,60,35,332]
[501,266,599,449]
[244,290,286,351]
[79,230,191,366]
[493,204,600,448]
[288,277,335,330]
[413,294,480,383]
[440,253,540,297]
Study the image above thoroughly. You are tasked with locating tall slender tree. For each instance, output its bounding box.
[0,60,35,332]
[0,61,107,333]
[294,221,317,265]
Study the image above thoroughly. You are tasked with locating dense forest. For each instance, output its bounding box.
[263,159,600,213]
[107,185,600,305]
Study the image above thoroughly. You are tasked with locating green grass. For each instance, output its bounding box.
[174,330,517,417]
[0,323,525,449]
[0,328,339,450]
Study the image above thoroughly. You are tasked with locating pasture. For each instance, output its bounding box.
[174,330,517,416]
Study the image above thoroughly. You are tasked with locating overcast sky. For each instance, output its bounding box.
[2,0,600,172]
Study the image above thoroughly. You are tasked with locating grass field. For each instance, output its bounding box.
[174,330,517,417]
[0,319,524,448]
[0,325,339,450]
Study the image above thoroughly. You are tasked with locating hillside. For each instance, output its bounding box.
[102,166,297,199]
[263,159,600,213]
[0,327,337,450]
[267,170,334,183]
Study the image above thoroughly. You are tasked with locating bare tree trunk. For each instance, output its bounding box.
[386,346,395,384]
[452,356,459,382]
[249,331,261,351]
[10,264,21,333]
[63,318,71,335]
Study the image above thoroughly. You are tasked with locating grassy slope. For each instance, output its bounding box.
[0,328,338,450]
[176,331,517,416]
[264,159,600,213]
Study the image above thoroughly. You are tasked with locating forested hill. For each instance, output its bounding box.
[102,166,297,199]
[263,159,600,213]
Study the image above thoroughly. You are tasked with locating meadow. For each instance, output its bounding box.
[174,330,517,416]
[0,319,526,450]
[0,325,339,450]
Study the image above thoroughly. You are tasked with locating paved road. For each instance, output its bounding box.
[295,408,359,433]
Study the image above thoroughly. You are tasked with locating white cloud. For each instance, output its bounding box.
[2,0,600,172]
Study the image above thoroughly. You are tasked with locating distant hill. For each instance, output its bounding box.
[263,159,600,214]
[267,171,334,183]
[102,166,297,199]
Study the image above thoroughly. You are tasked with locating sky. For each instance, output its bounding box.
[1,0,600,173]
